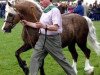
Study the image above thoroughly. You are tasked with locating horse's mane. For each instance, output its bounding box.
[15,0,43,12]
[6,0,43,14]
[14,1,42,22]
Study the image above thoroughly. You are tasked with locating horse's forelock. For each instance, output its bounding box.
[5,3,16,21]
[8,0,15,4]
[6,4,16,13]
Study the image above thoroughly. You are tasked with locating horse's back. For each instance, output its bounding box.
[61,13,89,47]
[62,13,88,28]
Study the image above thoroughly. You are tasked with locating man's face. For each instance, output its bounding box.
[40,0,50,8]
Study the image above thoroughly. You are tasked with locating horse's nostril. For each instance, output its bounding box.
[2,28,11,33]
[5,30,11,33]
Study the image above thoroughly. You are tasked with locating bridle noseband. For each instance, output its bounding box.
[4,13,15,28]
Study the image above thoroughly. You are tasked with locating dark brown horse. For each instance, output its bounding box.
[2,1,100,75]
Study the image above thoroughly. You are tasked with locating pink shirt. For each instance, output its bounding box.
[39,7,62,35]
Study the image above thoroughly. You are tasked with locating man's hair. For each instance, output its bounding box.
[50,0,52,2]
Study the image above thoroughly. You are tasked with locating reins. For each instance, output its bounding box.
[31,7,38,22]
[19,6,47,50]
[4,14,15,28]
[31,6,47,50]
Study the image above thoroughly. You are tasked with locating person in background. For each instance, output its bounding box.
[81,0,89,16]
[0,3,2,18]
[73,0,84,16]
[1,3,6,18]
[22,0,76,75]
[0,2,6,18]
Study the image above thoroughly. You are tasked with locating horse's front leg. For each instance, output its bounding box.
[15,43,32,75]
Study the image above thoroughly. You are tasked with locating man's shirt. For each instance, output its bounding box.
[39,4,62,35]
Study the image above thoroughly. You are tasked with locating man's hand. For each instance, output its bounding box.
[21,20,45,28]
[47,24,59,31]
[21,20,28,26]
[36,22,46,29]
[35,22,43,28]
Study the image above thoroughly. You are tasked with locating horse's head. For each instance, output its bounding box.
[2,0,42,33]
[2,0,20,33]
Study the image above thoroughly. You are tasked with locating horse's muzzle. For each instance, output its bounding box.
[3,29,11,33]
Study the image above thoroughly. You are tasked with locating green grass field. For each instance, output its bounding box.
[0,18,100,75]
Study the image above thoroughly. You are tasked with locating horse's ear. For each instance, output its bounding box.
[7,1,15,8]
[8,2,13,7]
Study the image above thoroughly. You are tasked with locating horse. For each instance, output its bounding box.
[2,0,100,75]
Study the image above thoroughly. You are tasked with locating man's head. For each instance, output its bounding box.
[40,0,52,8]
[77,0,82,5]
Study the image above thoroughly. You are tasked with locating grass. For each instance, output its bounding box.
[0,18,100,75]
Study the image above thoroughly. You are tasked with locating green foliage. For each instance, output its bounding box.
[0,18,100,75]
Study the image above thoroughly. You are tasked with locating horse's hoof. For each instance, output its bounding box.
[22,60,27,65]
[72,65,78,74]
[85,68,94,75]
[23,66,29,75]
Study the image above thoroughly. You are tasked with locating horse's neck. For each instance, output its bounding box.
[19,14,40,34]
[16,1,42,35]
[23,26,39,36]
[17,1,42,22]
[22,13,41,22]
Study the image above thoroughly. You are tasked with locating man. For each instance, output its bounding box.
[22,0,76,75]
[82,2,89,16]
[73,0,84,16]
[79,0,89,16]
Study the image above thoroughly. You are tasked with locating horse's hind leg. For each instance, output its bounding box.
[77,41,94,74]
[68,42,78,74]
[15,43,32,75]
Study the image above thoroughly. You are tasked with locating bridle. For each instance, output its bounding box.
[4,13,15,28]
[5,5,47,50]
[31,7,47,50]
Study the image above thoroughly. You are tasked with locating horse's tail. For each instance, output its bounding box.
[83,16,100,55]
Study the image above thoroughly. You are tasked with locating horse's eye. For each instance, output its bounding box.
[9,13,14,17]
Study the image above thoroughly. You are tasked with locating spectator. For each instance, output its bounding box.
[82,1,89,16]
[88,4,94,20]
[1,3,6,18]
[73,0,84,16]
[0,3,6,18]
[0,3,2,18]
[67,3,74,14]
